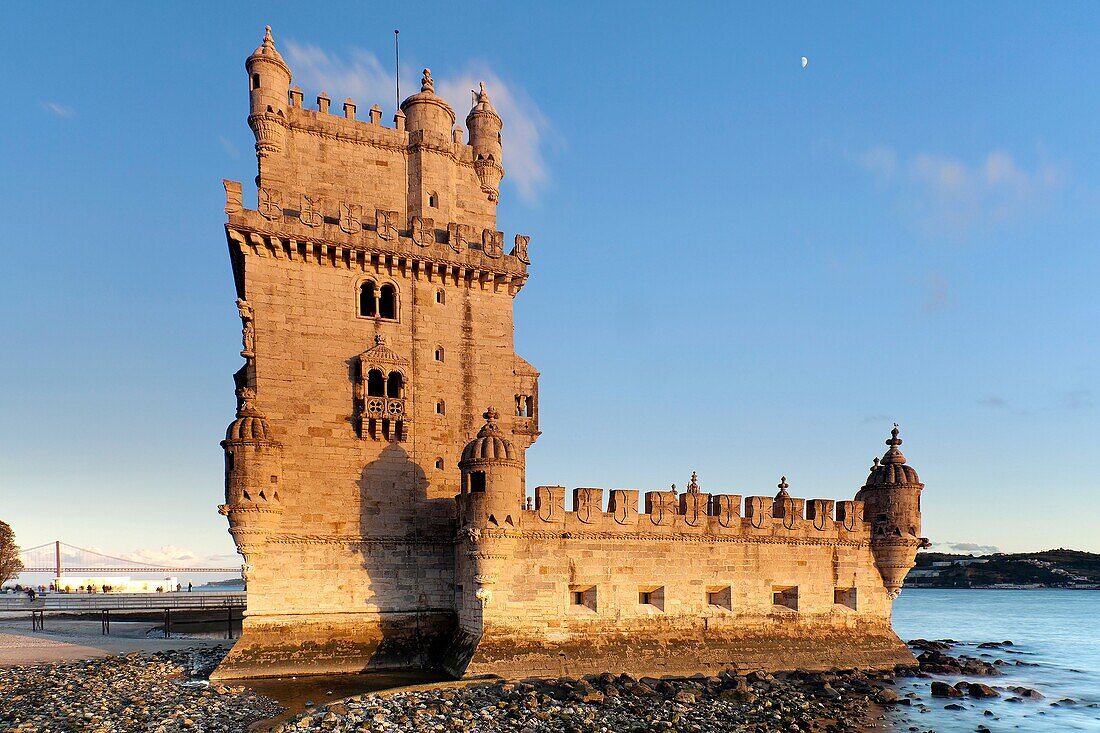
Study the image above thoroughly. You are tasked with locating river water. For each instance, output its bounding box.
[889,588,1100,731]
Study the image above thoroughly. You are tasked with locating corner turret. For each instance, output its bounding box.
[246,26,291,159]
[458,407,524,527]
[466,82,504,201]
[856,425,929,597]
[219,388,285,572]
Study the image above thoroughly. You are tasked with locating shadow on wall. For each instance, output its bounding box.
[357,441,457,670]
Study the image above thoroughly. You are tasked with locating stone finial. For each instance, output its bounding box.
[375,334,387,346]
[343,98,356,120]
[687,471,700,494]
[474,81,490,105]
[262,25,275,52]
[776,476,790,497]
[882,424,907,465]
[483,406,499,424]
[369,104,382,125]
[317,92,330,114]
[421,68,435,93]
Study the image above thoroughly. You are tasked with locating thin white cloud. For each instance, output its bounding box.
[219,135,240,159]
[929,541,1001,555]
[283,42,551,202]
[856,146,1065,234]
[43,101,74,118]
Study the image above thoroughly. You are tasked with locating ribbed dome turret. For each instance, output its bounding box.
[862,425,920,487]
[247,26,290,76]
[460,407,518,463]
[223,397,279,445]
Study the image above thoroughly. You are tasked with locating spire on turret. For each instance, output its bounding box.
[687,471,700,494]
[881,423,906,464]
[775,476,790,500]
[421,68,435,93]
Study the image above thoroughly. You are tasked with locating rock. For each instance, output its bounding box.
[968,683,999,699]
[673,690,695,704]
[874,688,899,704]
[931,681,963,698]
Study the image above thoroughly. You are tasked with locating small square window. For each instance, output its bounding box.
[834,587,857,610]
[436,289,445,304]
[569,585,597,612]
[436,401,445,415]
[772,585,798,611]
[707,585,732,611]
[638,586,665,611]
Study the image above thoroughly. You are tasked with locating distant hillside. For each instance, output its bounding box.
[905,549,1100,588]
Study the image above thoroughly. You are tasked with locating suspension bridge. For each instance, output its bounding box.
[17,541,239,576]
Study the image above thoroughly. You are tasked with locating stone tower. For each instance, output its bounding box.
[213,27,539,680]
[856,425,930,597]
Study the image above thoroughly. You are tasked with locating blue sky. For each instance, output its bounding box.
[2,2,1098,571]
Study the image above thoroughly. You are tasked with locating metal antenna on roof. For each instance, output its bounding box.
[394,30,401,112]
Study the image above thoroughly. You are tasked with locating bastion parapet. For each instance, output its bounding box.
[211,27,928,682]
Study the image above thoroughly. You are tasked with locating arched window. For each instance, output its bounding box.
[366,369,385,397]
[435,457,444,470]
[379,284,397,320]
[252,73,260,90]
[359,282,377,317]
[434,347,444,363]
[428,192,438,208]
[386,371,402,398]
[435,289,445,305]
[436,400,445,415]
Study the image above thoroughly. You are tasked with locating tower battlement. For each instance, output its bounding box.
[244,28,505,235]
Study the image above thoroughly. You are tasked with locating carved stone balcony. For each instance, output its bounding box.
[364,396,406,420]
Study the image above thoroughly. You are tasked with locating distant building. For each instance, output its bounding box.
[212,26,931,681]
[54,576,178,593]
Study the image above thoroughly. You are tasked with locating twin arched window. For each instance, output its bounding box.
[366,369,404,398]
[359,281,398,320]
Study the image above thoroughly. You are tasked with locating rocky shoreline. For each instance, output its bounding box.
[0,647,280,733]
[1,640,1088,732]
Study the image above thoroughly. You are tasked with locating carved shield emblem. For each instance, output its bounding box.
[447,222,468,253]
[258,188,282,220]
[411,216,434,247]
[747,496,767,528]
[340,203,363,234]
[812,501,833,531]
[511,234,531,264]
[536,486,560,522]
[483,229,504,258]
[375,209,398,240]
[574,488,595,524]
[300,194,324,228]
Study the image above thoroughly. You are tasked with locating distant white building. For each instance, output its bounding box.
[54,576,179,593]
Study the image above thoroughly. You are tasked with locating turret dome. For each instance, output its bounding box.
[465,82,501,128]
[862,425,920,487]
[460,407,519,464]
[223,394,279,445]
[247,26,290,75]
[400,68,456,131]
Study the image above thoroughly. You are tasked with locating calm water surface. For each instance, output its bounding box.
[889,589,1100,731]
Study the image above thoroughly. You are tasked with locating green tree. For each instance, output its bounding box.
[0,521,24,586]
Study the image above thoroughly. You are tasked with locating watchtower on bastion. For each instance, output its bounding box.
[212,27,929,681]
